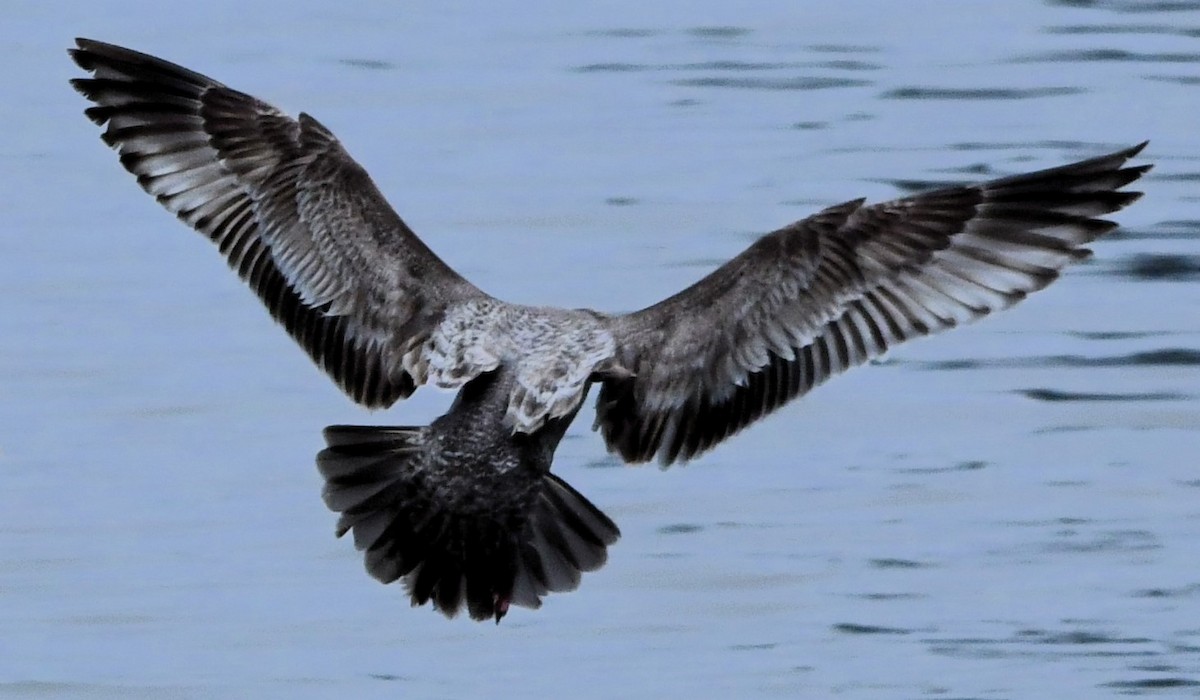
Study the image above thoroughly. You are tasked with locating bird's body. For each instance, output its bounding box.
[412,300,620,432]
[70,37,1150,622]
[320,366,617,623]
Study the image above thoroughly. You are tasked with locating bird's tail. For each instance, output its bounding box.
[317,425,620,622]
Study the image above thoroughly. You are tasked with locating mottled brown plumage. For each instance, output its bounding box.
[70,37,1149,622]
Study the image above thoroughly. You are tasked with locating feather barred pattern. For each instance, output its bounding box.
[597,144,1149,464]
[69,38,483,408]
[70,38,617,433]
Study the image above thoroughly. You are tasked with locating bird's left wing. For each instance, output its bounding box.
[70,38,496,407]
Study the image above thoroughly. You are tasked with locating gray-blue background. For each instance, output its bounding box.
[3,1,1198,697]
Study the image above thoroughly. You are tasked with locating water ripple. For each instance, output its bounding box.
[946,138,1100,151]
[881,86,1084,100]
[1042,528,1161,554]
[671,76,871,91]
[1119,219,1200,240]
[336,58,396,71]
[1015,48,1200,63]
[1115,254,1200,281]
[1024,630,1155,645]
[833,623,912,635]
[1144,74,1200,85]
[1045,23,1191,35]
[1067,330,1168,340]
[1019,388,1189,402]
[926,626,1163,662]
[1048,0,1200,12]
[896,460,989,475]
[1100,677,1200,691]
[574,60,814,73]
[583,28,661,38]
[869,558,933,569]
[909,348,1200,371]
[686,26,752,39]
[1134,583,1200,599]
[572,62,648,73]
[851,592,926,601]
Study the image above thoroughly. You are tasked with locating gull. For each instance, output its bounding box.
[70,37,1150,623]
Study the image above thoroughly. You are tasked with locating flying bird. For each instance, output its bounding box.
[70,37,1150,623]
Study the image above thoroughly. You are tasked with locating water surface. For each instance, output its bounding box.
[2,1,1198,698]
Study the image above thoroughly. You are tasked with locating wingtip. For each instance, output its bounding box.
[1100,141,1150,169]
[68,44,92,70]
[70,37,101,59]
[67,76,89,95]
[1127,162,1154,177]
[1112,140,1149,164]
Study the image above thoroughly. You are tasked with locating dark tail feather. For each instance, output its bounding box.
[510,474,621,610]
[317,425,620,623]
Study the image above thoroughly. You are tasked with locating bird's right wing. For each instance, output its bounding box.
[598,144,1150,465]
[70,38,496,407]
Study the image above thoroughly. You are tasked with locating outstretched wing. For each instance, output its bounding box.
[69,38,491,407]
[597,144,1150,465]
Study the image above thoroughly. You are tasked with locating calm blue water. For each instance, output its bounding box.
[3,1,1199,698]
